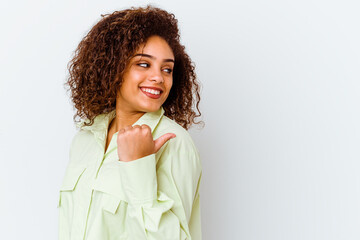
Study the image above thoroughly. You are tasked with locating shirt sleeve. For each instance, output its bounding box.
[116,135,202,240]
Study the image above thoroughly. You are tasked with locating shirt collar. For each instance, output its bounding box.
[77,107,165,143]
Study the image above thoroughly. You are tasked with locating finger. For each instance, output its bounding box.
[140,124,151,135]
[140,124,150,129]
[132,125,141,132]
[153,133,176,153]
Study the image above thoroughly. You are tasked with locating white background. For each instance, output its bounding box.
[1,0,359,239]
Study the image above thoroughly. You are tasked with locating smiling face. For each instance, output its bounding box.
[116,35,175,114]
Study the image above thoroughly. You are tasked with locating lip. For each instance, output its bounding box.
[139,86,163,99]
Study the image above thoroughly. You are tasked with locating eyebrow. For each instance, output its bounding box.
[133,53,175,63]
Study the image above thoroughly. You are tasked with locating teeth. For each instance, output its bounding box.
[142,88,160,95]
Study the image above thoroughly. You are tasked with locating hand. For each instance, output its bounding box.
[116,124,176,162]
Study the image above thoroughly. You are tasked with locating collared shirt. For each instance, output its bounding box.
[58,107,202,240]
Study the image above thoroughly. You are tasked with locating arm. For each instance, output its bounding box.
[117,135,202,240]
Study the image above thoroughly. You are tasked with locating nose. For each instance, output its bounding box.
[149,68,164,83]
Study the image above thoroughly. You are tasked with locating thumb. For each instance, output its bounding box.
[154,133,176,153]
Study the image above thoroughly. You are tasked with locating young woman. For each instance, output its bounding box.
[59,5,202,240]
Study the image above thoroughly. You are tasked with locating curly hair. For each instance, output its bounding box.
[65,5,202,130]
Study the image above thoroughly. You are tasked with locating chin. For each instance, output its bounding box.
[140,104,162,113]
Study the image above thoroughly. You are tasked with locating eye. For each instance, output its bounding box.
[163,68,173,74]
[137,62,149,68]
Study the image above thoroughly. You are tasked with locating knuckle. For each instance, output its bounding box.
[141,124,151,131]
[117,133,124,140]
[142,128,151,135]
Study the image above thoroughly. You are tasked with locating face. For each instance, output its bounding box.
[116,35,174,114]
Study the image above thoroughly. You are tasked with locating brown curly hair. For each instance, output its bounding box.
[65,5,202,130]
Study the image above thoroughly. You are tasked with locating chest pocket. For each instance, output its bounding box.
[58,166,86,208]
[92,163,128,238]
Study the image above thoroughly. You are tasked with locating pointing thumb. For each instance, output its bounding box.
[154,133,176,153]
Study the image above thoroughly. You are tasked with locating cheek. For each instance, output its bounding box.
[166,79,173,91]
[120,77,142,94]
[118,83,134,99]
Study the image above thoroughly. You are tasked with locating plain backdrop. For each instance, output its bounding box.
[1,0,360,239]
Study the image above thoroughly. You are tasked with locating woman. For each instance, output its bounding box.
[59,5,203,240]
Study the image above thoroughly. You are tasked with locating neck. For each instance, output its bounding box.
[110,107,145,132]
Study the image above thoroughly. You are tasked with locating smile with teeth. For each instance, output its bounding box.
[141,88,161,95]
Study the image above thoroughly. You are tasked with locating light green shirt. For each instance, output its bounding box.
[58,107,202,240]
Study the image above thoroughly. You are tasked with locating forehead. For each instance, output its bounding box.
[134,36,174,59]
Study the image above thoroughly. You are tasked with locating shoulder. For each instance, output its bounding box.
[155,115,200,162]
[69,129,93,150]
[68,129,98,165]
[157,115,196,146]
[155,116,190,139]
